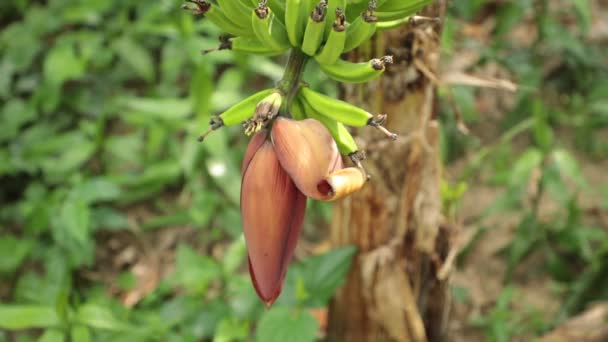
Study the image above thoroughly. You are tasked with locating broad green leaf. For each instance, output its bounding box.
[13,250,71,306]
[173,244,222,295]
[189,191,220,227]
[0,305,61,330]
[75,304,131,331]
[43,42,86,85]
[508,148,543,187]
[256,307,318,342]
[213,318,250,342]
[571,0,591,32]
[0,22,40,72]
[551,149,587,189]
[91,207,130,231]
[0,236,33,274]
[73,178,122,203]
[70,325,91,342]
[121,97,192,121]
[113,36,155,82]
[190,62,213,121]
[38,329,65,342]
[0,98,37,142]
[222,235,246,275]
[295,246,357,306]
[59,198,90,246]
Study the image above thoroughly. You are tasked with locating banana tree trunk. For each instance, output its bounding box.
[327,2,451,341]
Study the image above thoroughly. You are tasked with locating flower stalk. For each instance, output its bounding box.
[277,48,309,116]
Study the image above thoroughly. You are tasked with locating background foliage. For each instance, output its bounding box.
[0,0,606,341]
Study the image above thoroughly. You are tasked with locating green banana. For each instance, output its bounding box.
[217,0,252,26]
[243,90,284,135]
[198,88,274,141]
[377,0,431,13]
[301,0,328,56]
[299,86,397,139]
[217,36,289,56]
[285,0,309,47]
[220,89,275,126]
[290,96,306,120]
[252,4,291,51]
[265,0,286,24]
[314,8,346,65]
[298,96,358,155]
[182,1,253,37]
[343,3,377,53]
[345,0,387,22]
[324,0,346,35]
[375,0,433,21]
[318,56,393,83]
[299,86,372,127]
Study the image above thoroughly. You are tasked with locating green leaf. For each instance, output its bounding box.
[43,41,86,85]
[551,148,587,189]
[0,305,62,330]
[572,0,591,32]
[0,98,37,142]
[173,244,222,295]
[38,329,65,342]
[59,197,90,246]
[508,148,543,187]
[75,304,131,331]
[222,235,246,275]
[256,307,318,342]
[213,318,250,342]
[190,62,213,121]
[0,236,33,274]
[73,178,122,203]
[121,97,192,121]
[113,36,155,82]
[70,325,91,342]
[295,246,357,306]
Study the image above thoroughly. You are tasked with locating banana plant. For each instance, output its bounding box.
[182,0,432,305]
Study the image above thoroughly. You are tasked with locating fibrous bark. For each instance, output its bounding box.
[327,2,452,341]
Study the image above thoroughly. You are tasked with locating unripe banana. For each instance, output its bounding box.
[197,89,274,141]
[299,86,398,139]
[249,0,287,22]
[299,86,372,127]
[217,36,289,56]
[217,0,252,26]
[266,0,286,24]
[323,0,346,36]
[318,56,393,84]
[344,0,387,22]
[285,0,308,47]
[301,0,328,56]
[343,4,378,53]
[219,89,275,126]
[377,0,431,13]
[244,90,284,135]
[297,96,358,156]
[252,3,291,51]
[182,1,253,37]
[314,8,346,65]
[375,0,433,22]
[290,96,306,120]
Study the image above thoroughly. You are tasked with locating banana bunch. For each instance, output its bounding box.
[184,0,434,307]
[184,0,432,73]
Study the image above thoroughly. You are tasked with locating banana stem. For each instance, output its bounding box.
[278,48,309,117]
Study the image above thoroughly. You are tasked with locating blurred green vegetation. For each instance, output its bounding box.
[0,0,606,341]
